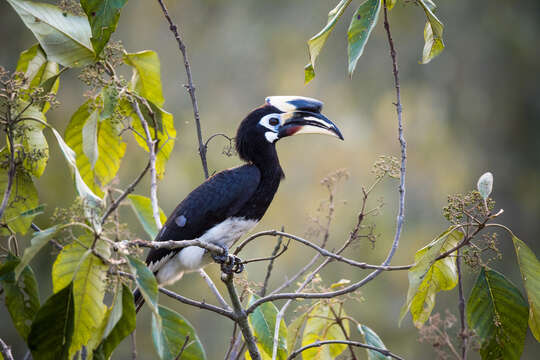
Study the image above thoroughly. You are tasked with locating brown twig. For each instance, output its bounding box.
[259,232,284,296]
[100,156,151,225]
[130,330,137,360]
[329,305,358,360]
[155,0,208,179]
[159,286,235,320]
[287,340,404,360]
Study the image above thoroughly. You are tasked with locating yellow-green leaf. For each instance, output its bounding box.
[399,226,462,326]
[418,0,444,64]
[129,99,176,179]
[287,312,308,352]
[467,268,528,360]
[7,0,94,67]
[13,106,49,177]
[307,0,352,69]
[304,63,315,84]
[247,293,288,360]
[347,0,381,76]
[302,303,349,360]
[124,50,165,106]
[0,169,39,235]
[15,226,59,280]
[512,235,540,342]
[128,194,167,240]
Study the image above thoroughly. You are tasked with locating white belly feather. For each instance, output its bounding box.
[155,217,258,285]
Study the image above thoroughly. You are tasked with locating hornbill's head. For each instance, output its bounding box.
[236,96,343,164]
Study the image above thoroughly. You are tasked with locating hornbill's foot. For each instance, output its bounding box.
[212,246,244,274]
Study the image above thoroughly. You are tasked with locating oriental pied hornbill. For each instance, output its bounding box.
[134,96,343,312]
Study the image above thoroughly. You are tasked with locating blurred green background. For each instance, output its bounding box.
[1,0,539,359]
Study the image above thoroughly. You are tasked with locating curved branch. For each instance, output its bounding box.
[287,340,404,360]
[235,230,410,271]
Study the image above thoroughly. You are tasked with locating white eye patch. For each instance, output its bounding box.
[259,113,281,131]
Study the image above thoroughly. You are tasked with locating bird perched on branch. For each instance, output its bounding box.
[134,96,343,312]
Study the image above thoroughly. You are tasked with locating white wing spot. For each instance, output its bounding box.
[175,215,187,227]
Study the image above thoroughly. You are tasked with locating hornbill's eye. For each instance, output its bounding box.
[268,117,279,126]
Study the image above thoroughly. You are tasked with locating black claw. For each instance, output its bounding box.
[212,245,244,274]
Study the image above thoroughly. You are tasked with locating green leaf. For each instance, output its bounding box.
[386,0,397,11]
[12,105,49,177]
[358,324,390,360]
[0,169,40,235]
[512,235,540,342]
[127,255,159,316]
[51,235,110,356]
[287,312,308,352]
[399,226,462,326]
[347,0,381,76]
[128,194,167,239]
[128,99,176,179]
[7,0,94,67]
[247,294,287,360]
[152,305,207,360]
[467,268,528,360]
[418,0,444,64]
[124,50,165,106]
[100,85,119,121]
[304,63,316,84]
[80,0,128,57]
[302,303,349,360]
[307,0,352,71]
[28,283,75,360]
[0,255,40,340]
[50,126,103,208]
[94,284,136,359]
[14,226,59,280]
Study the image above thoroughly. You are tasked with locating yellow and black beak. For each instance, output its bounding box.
[277,110,344,140]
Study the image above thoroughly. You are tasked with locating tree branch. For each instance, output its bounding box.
[287,340,404,360]
[222,273,261,360]
[156,0,208,179]
[382,0,406,267]
[159,286,235,320]
[100,160,151,225]
[0,338,14,360]
[198,269,231,311]
[457,248,468,360]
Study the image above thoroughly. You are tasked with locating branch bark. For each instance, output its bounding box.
[0,338,14,360]
[0,122,16,221]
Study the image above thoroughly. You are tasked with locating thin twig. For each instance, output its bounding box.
[175,335,190,360]
[132,100,161,230]
[0,338,14,360]
[223,273,261,360]
[223,322,239,360]
[329,305,358,360]
[198,269,231,310]
[159,286,235,320]
[101,156,151,225]
[260,228,284,298]
[457,248,468,360]
[287,340,404,360]
[156,0,208,179]
[382,0,406,266]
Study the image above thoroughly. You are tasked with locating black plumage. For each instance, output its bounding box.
[134,96,342,312]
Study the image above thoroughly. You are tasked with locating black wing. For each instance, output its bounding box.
[145,164,261,267]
